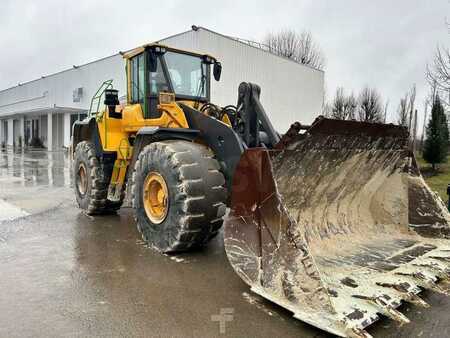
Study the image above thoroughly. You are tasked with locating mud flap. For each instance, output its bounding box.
[224,118,450,337]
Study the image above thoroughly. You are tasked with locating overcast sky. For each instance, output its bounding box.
[1,0,449,125]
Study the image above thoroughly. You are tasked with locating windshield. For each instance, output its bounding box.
[164,51,208,98]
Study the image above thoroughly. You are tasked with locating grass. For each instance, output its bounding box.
[416,154,450,201]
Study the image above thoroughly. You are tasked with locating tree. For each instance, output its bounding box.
[330,87,356,120]
[407,85,416,131]
[427,46,450,91]
[345,93,357,120]
[383,100,389,123]
[426,46,450,107]
[322,102,332,117]
[423,96,448,170]
[396,85,416,132]
[440,102,450,147]
[421,82,438,152]
[397,96,409,127]
[263,29,325,70]
[411,109,418,152]
[357,87,383,122]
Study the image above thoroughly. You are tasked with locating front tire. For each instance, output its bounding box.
[131,140,227,253]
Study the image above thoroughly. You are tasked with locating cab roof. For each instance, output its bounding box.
[122,43,217,62]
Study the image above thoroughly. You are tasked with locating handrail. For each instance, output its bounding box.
[88,79,113,118]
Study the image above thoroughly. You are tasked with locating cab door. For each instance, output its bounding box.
[146,53,173,119]
[128,53,146,116]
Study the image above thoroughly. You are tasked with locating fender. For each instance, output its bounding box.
[129,127,200,173]
[72,117,104,156]
[72,117,116,182]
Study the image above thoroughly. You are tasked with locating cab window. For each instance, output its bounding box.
[149,56,170,95]
[164,51,208,98]
[129,53,145,103]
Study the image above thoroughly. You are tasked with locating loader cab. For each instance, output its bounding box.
[125,44,222,119]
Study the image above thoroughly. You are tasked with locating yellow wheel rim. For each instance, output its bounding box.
[143,172,169,224]
[77,163,87,195]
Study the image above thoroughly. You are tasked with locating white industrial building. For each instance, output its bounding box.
[0,26,324,150]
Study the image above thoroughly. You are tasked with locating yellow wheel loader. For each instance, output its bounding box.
[72,43,450,337]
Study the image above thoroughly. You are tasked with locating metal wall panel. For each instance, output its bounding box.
[161,28,324,131]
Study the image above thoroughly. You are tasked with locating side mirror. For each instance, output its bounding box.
[148,52,158,73]
[213,62,222,81]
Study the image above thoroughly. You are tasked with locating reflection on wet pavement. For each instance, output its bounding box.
[0,148,71,188]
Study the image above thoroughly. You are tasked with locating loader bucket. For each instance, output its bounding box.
[224,117,450,337]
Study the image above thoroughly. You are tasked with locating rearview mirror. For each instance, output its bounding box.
[213,62,222,81]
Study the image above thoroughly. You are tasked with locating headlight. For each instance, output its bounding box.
[154,46,166,54]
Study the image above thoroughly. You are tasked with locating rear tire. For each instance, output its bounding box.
[73,141,123,215]
[131,140,227,253]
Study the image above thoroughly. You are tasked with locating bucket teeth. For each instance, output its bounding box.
[396,270,437,284]
[406,293,430,308]
[381,305,410,325]
[425,282,450,296]
[429,255,450,263]
[346,328,373,338]
[406,276,450,295]
[412,262,450,278]
[361,295,410,325]
[376,281,430,308]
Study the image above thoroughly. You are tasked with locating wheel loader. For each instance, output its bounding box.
[72,43,450,337]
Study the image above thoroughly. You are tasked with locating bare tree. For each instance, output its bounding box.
[426,46,450,107]
[383,99,389,123]
[346,94,357,120]
[408,85,416,131]
[264,30,298,59]
[330,87,346,119]
[297,31,325,70]
[322,102,332,117]
[397,95,409,127]
[264,29,325,70]
[420,100,430,152]
[322,85,330,116]
[411,109,418,152]
[396,85,416,130]
[427,46,450,91]
[329,87,357,120]
[357,87,383,122]
[420,82,437,152]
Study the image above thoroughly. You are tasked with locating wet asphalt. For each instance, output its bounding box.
[0,148,449,338]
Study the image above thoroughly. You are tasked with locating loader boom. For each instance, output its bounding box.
[236,82,280,148]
